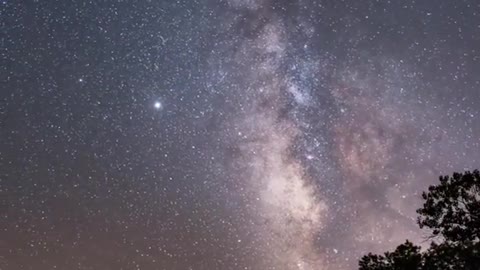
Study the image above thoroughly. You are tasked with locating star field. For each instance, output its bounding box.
[2,1,480,270]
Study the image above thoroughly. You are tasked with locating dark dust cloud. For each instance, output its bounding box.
[2,1,480,269]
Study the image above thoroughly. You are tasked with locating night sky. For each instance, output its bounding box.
[2,1,480,269]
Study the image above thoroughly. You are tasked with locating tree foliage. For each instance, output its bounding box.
[359,241,422,270]
[417,170,480,243]
[359,170,480,270]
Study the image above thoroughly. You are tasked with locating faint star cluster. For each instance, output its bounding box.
[2,1,480,270]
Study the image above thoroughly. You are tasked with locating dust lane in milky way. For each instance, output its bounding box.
[3,0,480,269]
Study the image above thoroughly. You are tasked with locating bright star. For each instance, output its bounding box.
[154,101,162,109]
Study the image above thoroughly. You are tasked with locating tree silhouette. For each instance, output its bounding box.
[359,241,422,270]
[359,170,480,270]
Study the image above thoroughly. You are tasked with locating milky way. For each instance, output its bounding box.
[3,1,480,269]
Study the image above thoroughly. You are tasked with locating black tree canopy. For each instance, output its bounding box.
[359,170,480,270]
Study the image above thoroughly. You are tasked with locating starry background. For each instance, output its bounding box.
[2,0,480,269]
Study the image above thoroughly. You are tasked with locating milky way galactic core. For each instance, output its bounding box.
[3,0,480,269]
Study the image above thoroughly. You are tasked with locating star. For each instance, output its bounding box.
[154,101,162,109]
